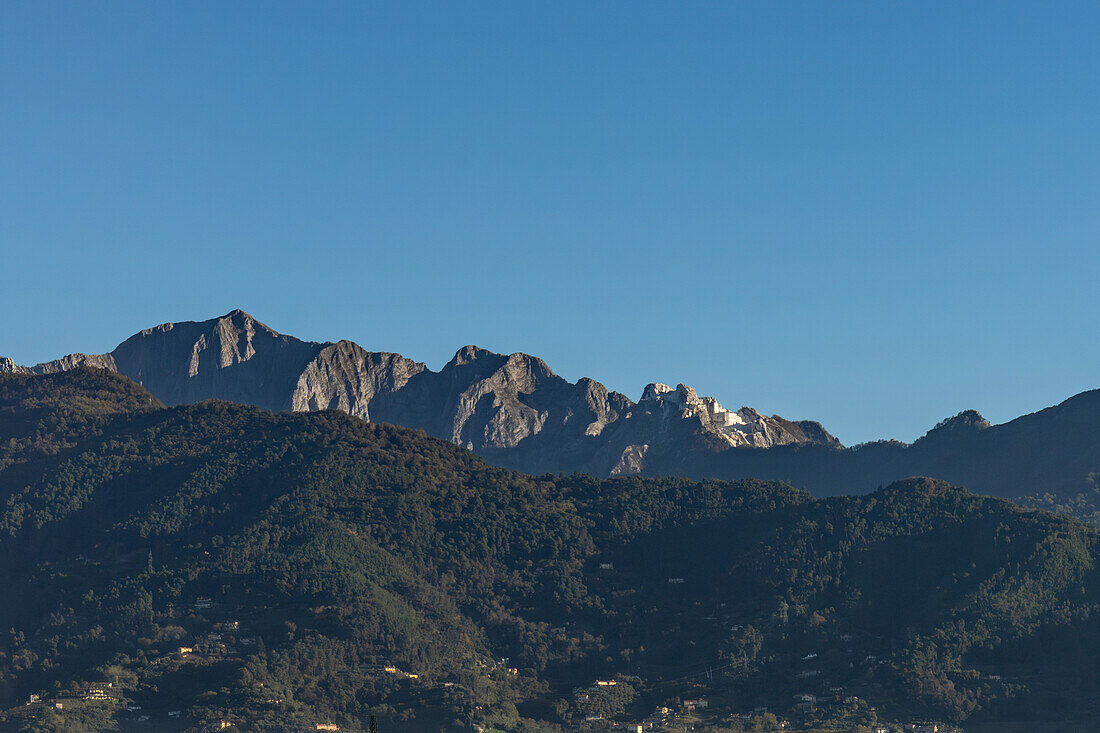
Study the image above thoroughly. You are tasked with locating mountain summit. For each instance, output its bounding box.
[10,311,1100,501]
[1,310,837,477]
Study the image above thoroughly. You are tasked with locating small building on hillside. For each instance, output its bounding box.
[795,693,817,711]
[908,724,940,733]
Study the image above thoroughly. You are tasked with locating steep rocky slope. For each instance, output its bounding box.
[1,310,834,477]
[15,310,1100,503]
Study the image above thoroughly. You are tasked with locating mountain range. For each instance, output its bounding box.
[5,309,1100,503]
[0,310,838,477]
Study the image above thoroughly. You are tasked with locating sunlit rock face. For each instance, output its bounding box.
[1,310,838,477]
[636,381,831,449]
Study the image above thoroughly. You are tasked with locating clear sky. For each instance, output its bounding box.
[2,2,1099,445]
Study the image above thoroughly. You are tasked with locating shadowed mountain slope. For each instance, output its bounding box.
[9,311,1100,503]
[671,389,1100,502]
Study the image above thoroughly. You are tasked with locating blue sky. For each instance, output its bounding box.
[2,2,1098,445]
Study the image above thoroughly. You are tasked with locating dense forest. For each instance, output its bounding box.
[1,369,1098,732]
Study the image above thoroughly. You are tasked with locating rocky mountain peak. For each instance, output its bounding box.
[3,311,840,477]
[502,352,556,384]
[920,409,991,442]
[447,345,500,367]
[675,383,700,405]
[641,382,675,401]
[640,382,702,407]
[642,381,731,415]
[219,308,276,334]
[629,380,831,451]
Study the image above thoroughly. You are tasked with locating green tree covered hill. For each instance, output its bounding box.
[1,369,1097,732]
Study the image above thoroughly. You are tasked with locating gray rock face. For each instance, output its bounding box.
[635,382,819,449]
[4,352,118,374]
[1,310,839,476]
[290,341,425,420]
[109,310,324,410]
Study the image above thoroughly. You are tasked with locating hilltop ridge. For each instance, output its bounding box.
[1,310,836,477]
[9,310,1100,504]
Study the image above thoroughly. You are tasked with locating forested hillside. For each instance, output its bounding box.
[1,369,1098,732]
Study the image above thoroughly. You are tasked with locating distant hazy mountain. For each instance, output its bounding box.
[0,310,837,478]
[665,390,1100,503]
[6,309,1100,502]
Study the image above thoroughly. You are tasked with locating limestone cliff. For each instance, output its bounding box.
[290,341,425,420]
[1,310,839,477]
